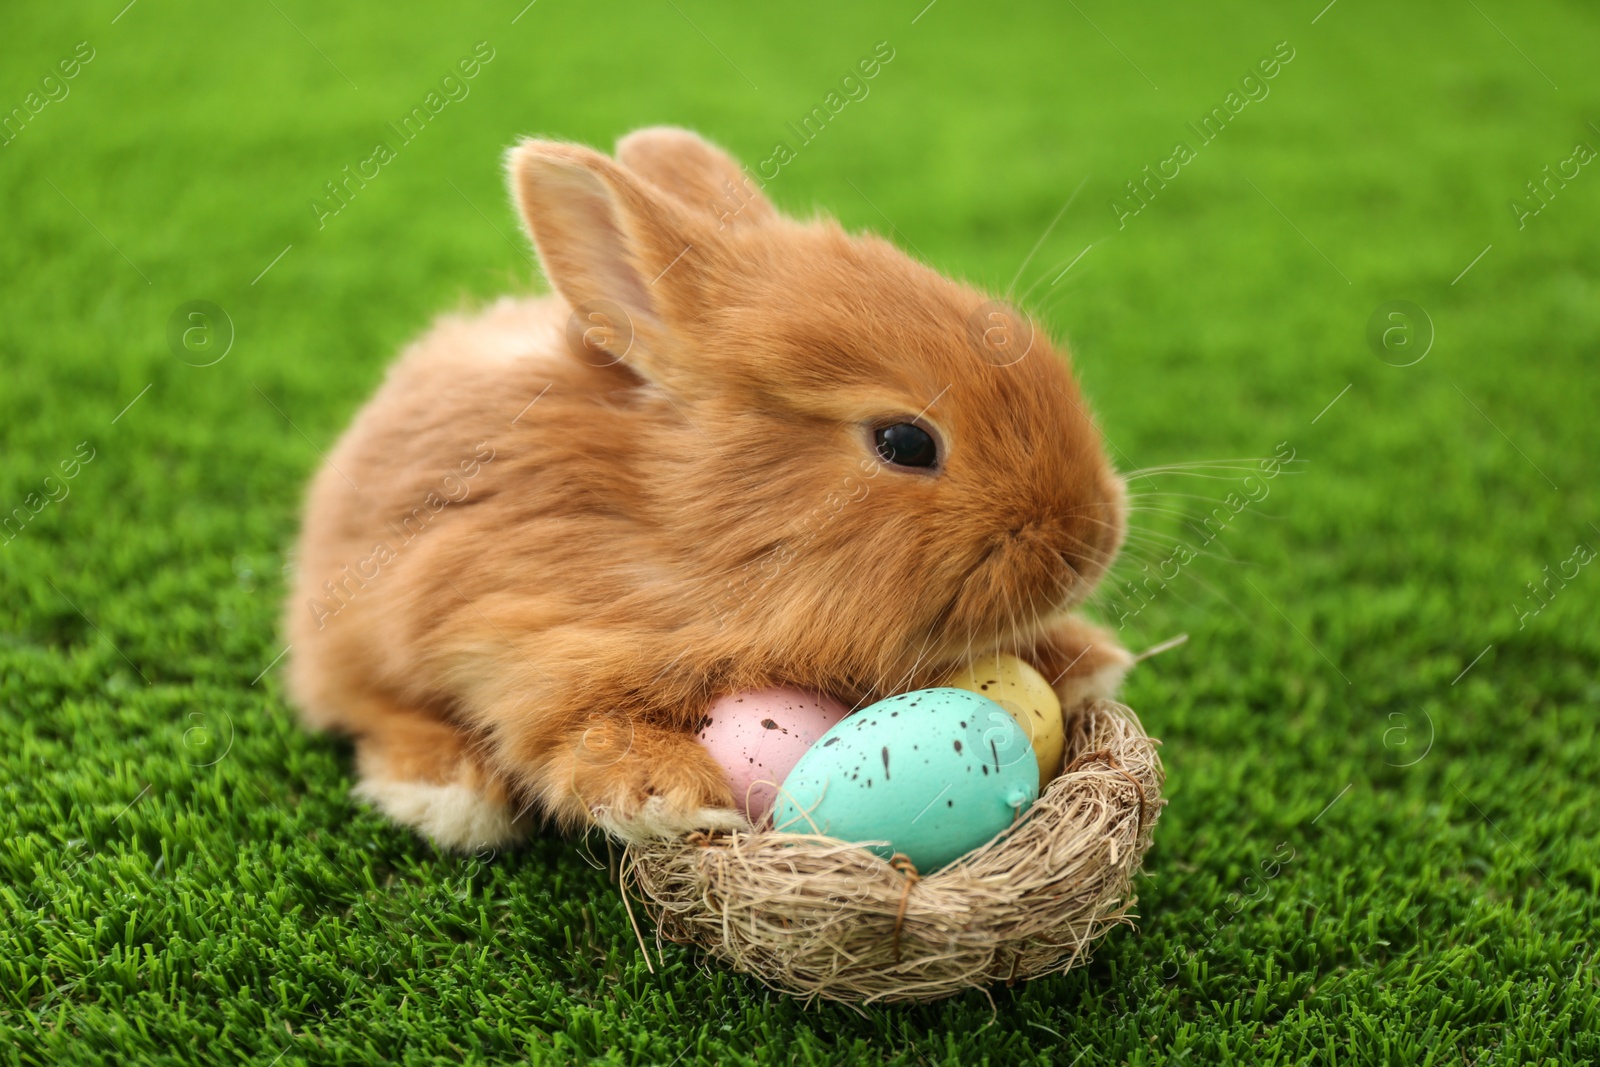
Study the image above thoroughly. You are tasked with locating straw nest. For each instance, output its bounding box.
[622,698,1164,1004]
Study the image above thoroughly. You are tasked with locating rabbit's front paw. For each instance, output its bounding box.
[596,795,751,843]
[1034,617,1136,711]
[559,717,748,843]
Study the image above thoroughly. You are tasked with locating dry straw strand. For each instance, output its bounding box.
[621,699,1165,1004]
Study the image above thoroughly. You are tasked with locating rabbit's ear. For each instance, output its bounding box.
[616,127,775,228]
[507,139,709,381]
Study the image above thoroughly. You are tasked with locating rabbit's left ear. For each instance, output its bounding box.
[508,139,714,389]
[616,127,776,228]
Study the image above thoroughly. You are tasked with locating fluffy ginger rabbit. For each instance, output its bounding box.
[284,128,1132,850]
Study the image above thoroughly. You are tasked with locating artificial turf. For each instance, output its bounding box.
[3,0,1598,1063]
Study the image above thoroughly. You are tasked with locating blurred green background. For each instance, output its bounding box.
[3,0,1597,1063]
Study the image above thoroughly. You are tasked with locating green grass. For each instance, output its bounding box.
[3,0,1598,1063]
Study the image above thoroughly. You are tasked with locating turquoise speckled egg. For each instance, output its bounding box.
[771,688,1039,872]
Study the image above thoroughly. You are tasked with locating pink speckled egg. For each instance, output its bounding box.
[697,688,849,821]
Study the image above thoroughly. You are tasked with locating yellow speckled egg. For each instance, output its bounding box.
[942,653,1064,786]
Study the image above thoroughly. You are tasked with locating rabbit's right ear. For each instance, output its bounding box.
[507,140,709,386]
[616,127,776,228]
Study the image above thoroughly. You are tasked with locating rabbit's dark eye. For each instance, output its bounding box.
[874,423,938,469]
